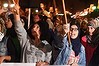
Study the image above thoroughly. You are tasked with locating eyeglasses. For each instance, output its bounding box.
[70,28,78,31]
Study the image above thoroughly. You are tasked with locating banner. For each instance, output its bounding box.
[0,63,72,66]
[0,63,36,66]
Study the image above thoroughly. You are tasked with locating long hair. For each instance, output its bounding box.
[6,14,17,37]
[91,27,99,47]
[0,18,6,34]
[28,22,41,40]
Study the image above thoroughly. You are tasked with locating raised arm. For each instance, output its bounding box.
[13,0,28,48]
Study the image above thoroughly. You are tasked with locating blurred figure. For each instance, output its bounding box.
[44,16,54,30]
[80,19,88,38]
[53,16,63,31]
[0,5,11,63]
[0,22,11,63]
[5,14,21,62]
[39,3,50,18]
[50,23,69,64]
[49,7,54,15]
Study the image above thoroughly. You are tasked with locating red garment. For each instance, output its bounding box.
[81,36,96,66]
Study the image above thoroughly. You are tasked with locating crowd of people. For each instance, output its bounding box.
[0,0,99,66]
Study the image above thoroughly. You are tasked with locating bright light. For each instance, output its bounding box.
[35,9,38,12]
[92,6,96,10]
[10,4,15,8]
[79,11,88,16]
[48,12,50,14]
[3,3,8,8]
[57,14,64,16]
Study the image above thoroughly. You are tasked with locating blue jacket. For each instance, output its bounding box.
[0,36,8,56]
[54,36,86,66]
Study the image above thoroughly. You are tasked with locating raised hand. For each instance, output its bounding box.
[12,0,20,15]
[36,61,49,66]
[0,56,11,64]
[11,0,20,21]
[63,23,70,34]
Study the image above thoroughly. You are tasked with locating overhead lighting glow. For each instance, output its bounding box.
[92,6,96,10]
[10,4,15,8]
[3,3,8,8]
[35,9,38,12]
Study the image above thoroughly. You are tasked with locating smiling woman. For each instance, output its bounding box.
[54,19,86,66]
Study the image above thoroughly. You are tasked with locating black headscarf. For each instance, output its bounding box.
[70,19,81,56]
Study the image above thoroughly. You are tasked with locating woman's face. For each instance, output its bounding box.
[40,3,45,8]
[5,19,13,29]
[88,26,95,36]
[33,15,40,22]
[81,21,87,29]
[70,25,79,39]
[31,24,40,37]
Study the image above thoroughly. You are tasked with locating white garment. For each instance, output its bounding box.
[0,32,4,41]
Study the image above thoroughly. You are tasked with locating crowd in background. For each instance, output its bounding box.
[0,0,99,66]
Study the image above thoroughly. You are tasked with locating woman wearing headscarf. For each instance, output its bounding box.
[54,19,86,66]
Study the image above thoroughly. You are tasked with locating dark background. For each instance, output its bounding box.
[19,0,97,14]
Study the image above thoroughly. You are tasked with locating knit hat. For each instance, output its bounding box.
[88,18,99,28]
